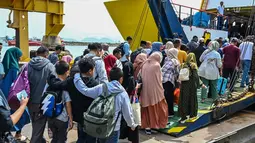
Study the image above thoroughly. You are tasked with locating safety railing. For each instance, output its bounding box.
[171,2,229,31]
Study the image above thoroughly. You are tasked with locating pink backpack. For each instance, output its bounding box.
[8,64,30,110]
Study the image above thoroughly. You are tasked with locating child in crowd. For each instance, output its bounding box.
[45,61,73,143]
[48,57,98,143]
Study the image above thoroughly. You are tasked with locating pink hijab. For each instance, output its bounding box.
[140,52,165,107]
[62,55,73,64]
[133,53,147,80]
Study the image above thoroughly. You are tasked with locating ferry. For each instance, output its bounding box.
[0,0,255,142]
[104,0,255,141]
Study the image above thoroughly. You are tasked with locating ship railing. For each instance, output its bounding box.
[171,2,229,31]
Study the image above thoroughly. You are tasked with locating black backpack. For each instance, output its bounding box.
[70,56,101,77]
[130,49,143,63]
[117,42,127,57]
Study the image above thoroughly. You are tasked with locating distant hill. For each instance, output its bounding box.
[61,38,78,42]
[82,37,116,43]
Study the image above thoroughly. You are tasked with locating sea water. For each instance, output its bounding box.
[1,46,116,60]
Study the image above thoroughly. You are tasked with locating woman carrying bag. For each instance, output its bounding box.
[198,41,223,102]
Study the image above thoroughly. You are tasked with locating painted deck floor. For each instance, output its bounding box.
[159,84,250,137]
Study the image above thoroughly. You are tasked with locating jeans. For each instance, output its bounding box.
[241,60,251,87]
[77,123,97,143]
[217,16,223,30]
[99,131,120,143]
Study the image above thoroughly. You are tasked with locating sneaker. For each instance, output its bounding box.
[145,129,152,135]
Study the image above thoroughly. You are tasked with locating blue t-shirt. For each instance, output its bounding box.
[120,43,131,62]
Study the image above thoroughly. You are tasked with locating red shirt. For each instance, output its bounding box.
[223,44,240,69]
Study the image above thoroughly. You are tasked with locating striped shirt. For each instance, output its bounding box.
[162,57,179,85]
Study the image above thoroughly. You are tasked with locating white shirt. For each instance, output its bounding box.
[240,42,254,60]
[217,5,224,15]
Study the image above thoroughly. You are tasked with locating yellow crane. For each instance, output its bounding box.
[0,0,65,61]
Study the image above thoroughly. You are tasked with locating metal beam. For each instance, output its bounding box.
[0,0,64,15]
[0,0,65,61]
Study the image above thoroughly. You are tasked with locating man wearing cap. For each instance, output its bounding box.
[217,1,225,30]
[222,38,240,80]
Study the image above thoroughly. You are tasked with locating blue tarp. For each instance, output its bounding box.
[193,12,210,28]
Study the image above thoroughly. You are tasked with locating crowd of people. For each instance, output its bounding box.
[0,34,254,143]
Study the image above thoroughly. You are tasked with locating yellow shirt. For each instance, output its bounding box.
[178,50,187,64]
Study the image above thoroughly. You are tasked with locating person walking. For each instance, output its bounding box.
[139,52,168,135]
[198,41,222,101]
[162,48,180,117]
[178,53,202,123]
[28,47,55,143]
[239,36,254,87]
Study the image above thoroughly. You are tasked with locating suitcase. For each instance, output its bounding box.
[217,77,228,95]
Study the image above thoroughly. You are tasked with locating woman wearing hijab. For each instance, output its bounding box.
[61,54,73,65]
[139,52,168,135]
[178,53,202,123]
[122,62,136,95]
[104,55,118,78]
[198,41,222,101]
[149,42,163,56]
[133,53,147,80]
[162,48,180,117]
[0,47,30,141]
[1,47,22,97]
[165,41,175,50]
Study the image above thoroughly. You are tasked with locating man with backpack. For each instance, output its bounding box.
[84,43,108,84]
[73,67,137,143]
[42,61,73,143]
[119,36,133,64]
[48,57,99,142]
[130,41,147,63]
[28,47,55,143]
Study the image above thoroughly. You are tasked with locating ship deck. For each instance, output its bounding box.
[159,85,255,137]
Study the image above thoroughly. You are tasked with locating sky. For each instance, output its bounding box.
[0,0,201,41]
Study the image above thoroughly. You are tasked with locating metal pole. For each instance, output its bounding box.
[158,0,161,41]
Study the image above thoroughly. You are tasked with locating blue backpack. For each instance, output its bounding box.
[40,88,63,118]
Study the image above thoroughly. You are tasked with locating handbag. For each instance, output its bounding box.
[178,68,190,81]
[130,95,141,126]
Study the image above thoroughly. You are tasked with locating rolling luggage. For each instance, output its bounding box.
[217,77,228,95]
